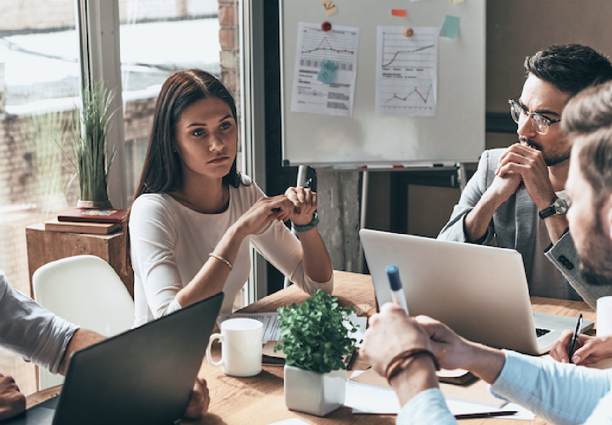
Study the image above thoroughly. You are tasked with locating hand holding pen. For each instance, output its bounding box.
[568,314,583,364]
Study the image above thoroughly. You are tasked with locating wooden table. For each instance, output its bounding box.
[26,271,596,425]
[194,271,596,425]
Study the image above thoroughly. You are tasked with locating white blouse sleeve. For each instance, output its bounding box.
[130,196,183,318]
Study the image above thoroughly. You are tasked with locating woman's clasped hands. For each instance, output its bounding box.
[234,187,318,237]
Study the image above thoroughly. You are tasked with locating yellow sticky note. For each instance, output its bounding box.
[452,0,465,3]
[322,0,338,16]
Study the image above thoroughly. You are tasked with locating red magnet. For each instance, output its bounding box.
[322,21,332,31]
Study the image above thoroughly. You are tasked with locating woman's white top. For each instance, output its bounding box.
[129,175,333,326]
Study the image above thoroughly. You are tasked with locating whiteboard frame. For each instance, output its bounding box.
[279,0,486,169]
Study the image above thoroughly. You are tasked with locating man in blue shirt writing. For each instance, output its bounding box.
[362,79,612,424]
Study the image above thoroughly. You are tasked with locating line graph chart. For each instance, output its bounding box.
[291,22,359,117]
[298,25,358,72]
[376,26,438,116]
[383,83,433,105]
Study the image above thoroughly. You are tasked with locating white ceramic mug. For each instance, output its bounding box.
[597,296,612,337]
[206,318,263,377]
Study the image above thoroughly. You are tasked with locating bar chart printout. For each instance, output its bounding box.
[291,22,359,117]
[376,26,438,117]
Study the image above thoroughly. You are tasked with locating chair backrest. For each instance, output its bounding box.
[33,255,135,389]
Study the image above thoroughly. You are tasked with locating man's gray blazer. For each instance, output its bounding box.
[438,149,611,309]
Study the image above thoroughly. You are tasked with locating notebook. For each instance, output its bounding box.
[5,292,224,425]
[360,229,593,355]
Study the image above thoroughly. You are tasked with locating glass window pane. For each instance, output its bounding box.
[0,0,81,395]
[119,0,241,203]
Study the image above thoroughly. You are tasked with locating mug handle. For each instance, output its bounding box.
[206,333,224,367]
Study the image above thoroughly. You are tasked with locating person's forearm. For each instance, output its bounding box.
[461,342,506,384]
[176,224,247,308]
[544,214,569,244]
[296,228,333,284]
[59,329,106,375]
[463,190,503,242]
[390,356,439,407]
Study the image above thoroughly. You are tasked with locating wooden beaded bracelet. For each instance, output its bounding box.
[385,348,441,383]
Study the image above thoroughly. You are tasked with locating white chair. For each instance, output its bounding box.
[32,255,135,389]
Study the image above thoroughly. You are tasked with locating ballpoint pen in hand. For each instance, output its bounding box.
[386,265,409,314]
[568,313,583,364]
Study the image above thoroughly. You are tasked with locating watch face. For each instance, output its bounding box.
[554,198,569,215]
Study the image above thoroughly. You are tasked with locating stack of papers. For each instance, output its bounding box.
[345,369,535,420]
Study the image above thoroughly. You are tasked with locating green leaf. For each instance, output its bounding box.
[276,289,358,373]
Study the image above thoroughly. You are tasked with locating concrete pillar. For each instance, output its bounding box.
[317,171,362,272]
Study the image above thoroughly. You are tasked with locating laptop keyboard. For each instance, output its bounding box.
[536,328,551,338]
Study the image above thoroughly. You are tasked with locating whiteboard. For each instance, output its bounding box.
[280,0,486,168]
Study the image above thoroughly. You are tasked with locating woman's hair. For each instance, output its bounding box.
[134,69,241,200]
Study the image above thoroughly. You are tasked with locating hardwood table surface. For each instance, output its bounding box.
[191,270,596,425]
[26,270,596,425]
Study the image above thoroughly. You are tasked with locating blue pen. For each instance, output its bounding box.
[386,265,409,314]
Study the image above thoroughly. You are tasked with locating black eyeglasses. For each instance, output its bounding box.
[508,98,561,135]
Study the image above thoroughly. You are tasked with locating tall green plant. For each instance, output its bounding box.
[70,81,116,203]
[275,290,359,374]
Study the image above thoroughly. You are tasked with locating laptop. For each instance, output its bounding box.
[360,229,593,355]
[5,292,224,425]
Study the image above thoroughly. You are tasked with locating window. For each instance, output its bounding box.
[0,0,242,394]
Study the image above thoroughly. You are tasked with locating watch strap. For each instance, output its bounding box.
[538,205,556,220]
[292,211,319,232]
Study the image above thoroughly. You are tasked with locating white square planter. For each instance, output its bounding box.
[284,365,347,417]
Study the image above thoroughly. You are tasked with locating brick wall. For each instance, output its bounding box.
[218,0,240,105]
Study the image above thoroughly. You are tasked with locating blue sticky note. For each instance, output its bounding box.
[317,59,339,85]
[440,15,461,39]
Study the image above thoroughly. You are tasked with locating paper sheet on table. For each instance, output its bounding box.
[346,370,535,419]
[218,312,366,346]
[290,22,359,117]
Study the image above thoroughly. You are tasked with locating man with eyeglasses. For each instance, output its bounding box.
[439,44,612,308]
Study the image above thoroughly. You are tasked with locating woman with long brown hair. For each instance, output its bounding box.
[130,69,333,326]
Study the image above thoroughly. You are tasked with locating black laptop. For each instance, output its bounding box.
[3,292,223,425]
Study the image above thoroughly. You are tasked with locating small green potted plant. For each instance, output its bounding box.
[276,289,359,416]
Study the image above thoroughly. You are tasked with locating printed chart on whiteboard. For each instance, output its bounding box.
[291,22,359,117]
[375,26,438,117]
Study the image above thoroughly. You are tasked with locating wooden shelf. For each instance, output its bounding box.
[25,222,134,298]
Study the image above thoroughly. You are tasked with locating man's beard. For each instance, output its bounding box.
[519,137,570,166]
[578,218,612,286]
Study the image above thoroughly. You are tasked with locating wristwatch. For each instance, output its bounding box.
[538,197,569,220]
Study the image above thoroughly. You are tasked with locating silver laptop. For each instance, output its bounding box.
[360,229,593,355]
[5,292,224,425]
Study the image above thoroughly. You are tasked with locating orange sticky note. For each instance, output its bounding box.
[322,0,338,16]
[391,9,407,17]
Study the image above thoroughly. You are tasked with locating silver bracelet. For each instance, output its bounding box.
[209,253,233,271]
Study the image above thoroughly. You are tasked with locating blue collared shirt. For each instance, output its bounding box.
[397,350,612,425]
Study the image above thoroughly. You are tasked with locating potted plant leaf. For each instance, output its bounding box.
[70,81,116,208]
[275,289,359,416]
